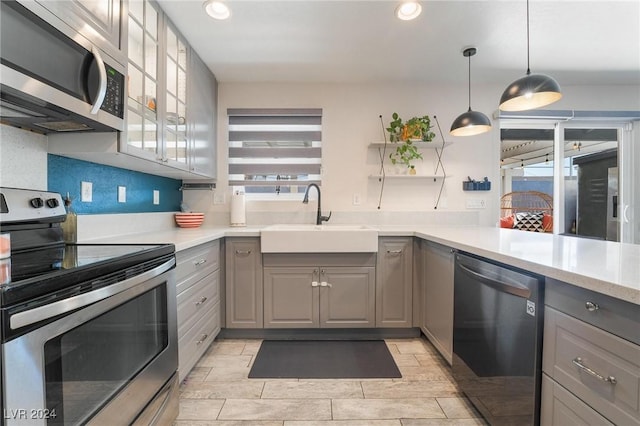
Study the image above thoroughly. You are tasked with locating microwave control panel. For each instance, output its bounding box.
[101,63,125,119]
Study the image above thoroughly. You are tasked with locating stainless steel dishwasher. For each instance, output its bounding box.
[453,252,544,426]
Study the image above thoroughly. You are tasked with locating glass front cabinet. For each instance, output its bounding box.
[126,0,162,164]
[124,0,216,178]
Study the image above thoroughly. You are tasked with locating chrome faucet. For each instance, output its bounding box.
[303,183,331,225]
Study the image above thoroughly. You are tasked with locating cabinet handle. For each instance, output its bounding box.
[572,357,616,385]
[319,269,331,287]
[311,281,319,287]
[387,249,403,254]
[585,301,599,312]
[194,259,207,266]
[235,250,251,255]
[195,296,208,306]
[196,334,209,345]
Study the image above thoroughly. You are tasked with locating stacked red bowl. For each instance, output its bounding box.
[174,213,205,228]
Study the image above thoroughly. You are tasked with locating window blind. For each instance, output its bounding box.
[228,108,322,195]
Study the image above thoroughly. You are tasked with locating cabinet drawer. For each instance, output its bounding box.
[541,374,614,426]
[178,301,220,383]
[546,277,639,345]
[543,307,640,425]
[176,240,220,294]
[177,269,219,339]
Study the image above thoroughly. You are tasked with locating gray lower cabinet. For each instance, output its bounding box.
[541,374,614,425]
[225,238,263,328]
[376,237,413,327]
[263,267,318,327]
[542,278,640,425]
[175,240,221,382]
[421,240,454,364]
[263,254,376,328]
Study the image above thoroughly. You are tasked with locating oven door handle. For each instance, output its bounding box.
[10,258,175,330]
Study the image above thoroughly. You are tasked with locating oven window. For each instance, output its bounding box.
[44,285,168,425]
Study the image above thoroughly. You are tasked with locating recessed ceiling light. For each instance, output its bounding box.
[395,2,422,21]
[203,0,231,20]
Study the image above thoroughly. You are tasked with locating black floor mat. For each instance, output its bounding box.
[248,340,402,379]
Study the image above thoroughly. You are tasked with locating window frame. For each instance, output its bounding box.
[227,108,323,201]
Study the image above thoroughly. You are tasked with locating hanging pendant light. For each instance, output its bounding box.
[450,47,492,137]
[499,0,561,111]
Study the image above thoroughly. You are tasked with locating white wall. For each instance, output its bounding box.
[184,82,640,227]
[1,82,637,228]
[0,124,48,190]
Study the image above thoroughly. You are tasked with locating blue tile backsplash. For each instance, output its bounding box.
[48,155,182,214]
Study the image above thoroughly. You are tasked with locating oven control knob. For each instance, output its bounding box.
[46,198,60,208]
[30,197,44,208]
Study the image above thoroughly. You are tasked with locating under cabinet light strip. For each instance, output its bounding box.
[179,183,216,191]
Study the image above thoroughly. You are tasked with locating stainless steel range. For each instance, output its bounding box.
[0,187,178,425]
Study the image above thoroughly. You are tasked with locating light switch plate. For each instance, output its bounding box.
[81,181,92,202]
[153,190,160,205]
[118,186,126,203]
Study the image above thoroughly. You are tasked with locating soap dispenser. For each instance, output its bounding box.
[61,192,77,243]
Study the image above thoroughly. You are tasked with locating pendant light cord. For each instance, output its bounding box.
[467,53,472,111]
[526,0,531,75]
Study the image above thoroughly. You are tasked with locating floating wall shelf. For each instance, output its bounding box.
[368,174,446,180]
[368,141,452,150]
[370,116,450,209]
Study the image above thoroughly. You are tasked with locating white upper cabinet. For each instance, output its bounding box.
[48,0,218,180]
[163,23,189,170]
[33,0,125,63]
[126,0,161,164]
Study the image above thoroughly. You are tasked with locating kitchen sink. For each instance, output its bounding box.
[260,224,379,253]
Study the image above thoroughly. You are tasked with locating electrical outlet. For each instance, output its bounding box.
[352,193,361,205]
[118,186,126,203]
[437,196,448,209]
[213,191,225,205]
[81,181,92,202]
[153,190,160,205]
[466,198,486,209]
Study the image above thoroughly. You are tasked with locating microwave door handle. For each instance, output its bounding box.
[90,46,107,115]
[457,263,531,299]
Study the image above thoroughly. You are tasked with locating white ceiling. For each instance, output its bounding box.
[157,0,640,86]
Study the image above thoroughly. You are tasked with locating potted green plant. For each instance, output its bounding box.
[386,113,436,169]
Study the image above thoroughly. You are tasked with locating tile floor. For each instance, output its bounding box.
[175,337,487,425]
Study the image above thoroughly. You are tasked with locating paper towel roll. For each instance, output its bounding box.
[230,191,246,227]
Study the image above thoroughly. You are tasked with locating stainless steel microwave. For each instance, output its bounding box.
[0,1,125,133]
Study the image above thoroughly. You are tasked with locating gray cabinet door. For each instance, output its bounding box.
[376,237,413,327]
[541,374,614,426]
[423,241,454,364]
[320,267,376,328]
[225,238,263,328]
[264,267,319,328]
[263,266,375,328]
[188,51,217,178]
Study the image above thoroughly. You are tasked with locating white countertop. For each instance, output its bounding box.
[85,225,640,305]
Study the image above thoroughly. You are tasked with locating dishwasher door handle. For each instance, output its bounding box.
[457,262,531,299]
